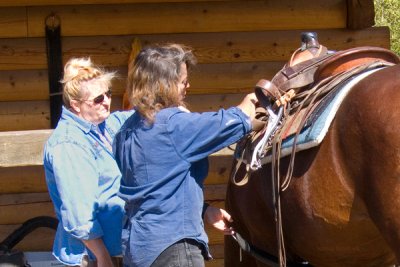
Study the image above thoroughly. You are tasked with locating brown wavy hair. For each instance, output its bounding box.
[127,43,197,123]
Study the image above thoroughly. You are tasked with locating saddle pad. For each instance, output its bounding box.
[261,67,383,165]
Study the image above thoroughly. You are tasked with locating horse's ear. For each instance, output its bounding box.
[122,38,142,111]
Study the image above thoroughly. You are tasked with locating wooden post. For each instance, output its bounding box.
[347,0,375,29]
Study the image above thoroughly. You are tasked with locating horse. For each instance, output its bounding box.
[224,37,400,267]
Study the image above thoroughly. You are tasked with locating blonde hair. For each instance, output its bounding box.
[127,43,197,123]
[61,57,116,108]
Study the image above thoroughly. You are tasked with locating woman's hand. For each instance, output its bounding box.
[236,92,258,122]
[204,205,235,235]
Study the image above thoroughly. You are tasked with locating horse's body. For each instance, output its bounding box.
[225,63,400,267]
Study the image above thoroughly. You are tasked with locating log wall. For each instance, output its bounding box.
[0,0,387,266]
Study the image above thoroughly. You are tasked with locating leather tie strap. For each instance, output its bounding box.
[45,14,63,128]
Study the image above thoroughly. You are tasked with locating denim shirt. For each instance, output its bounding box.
[43,106,134,266]
[113,106,251,267]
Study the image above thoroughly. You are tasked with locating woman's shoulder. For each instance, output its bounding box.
[108,109,136,126]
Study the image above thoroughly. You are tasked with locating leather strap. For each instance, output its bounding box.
[45,14,63,128]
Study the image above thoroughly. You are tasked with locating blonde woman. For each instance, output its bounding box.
[44,58,134,267]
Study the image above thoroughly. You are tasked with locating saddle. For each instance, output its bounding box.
[233,32,400,185]
[255,32,399,130]
[258,45,399,109]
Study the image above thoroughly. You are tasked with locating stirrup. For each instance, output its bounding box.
[250,105,283,170]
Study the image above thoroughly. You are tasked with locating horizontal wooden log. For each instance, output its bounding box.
[204,184,227,201]
[0,0,231,7]
[0,192,226,224]
[0,7,27,38]
[0,97,123,132]
[0,192,50,206]
[0,204,226,251]
[0,154,233,194]
[0,116,236,165]
[0,200,54,225]
[0,129,52,167]
[205,259,223,267]
[0,171,231,201]
[0,62,283,102]
[0,224,56,251]
[0,166,46,194]
[0,101,50,131]
[0,27,390,71]
[25,1,346,38]
[0,93,246,131]
[208,244,224,259]
[346,0,374,29]
[0,224,225,262]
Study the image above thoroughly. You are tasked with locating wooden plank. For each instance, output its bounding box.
[0,224,225,257]
[0,129,51,167]
[0,200,54,225]
[0,166,47,194]
[0,97,122,132]
[186,93,246,112]
[0,192,225,223]
[26,1,346,37]
[0,178,228,202]
[0,62,283,101]
[206,259,224,267]
[0,101,50,131]
[0,0,231,6]
[0,37,46,71]
[0,70,49,101]
[0,124,234,169]
[0,153,233,193]
[0,7,27,38]
[0,192,50,205]
[209,244,224,259]
[0,93,245,131]
[0,166,233,193]
[347,0,375,29]
[207,155,234,185]
[204,184,227,201]
[0,225,55,251]
[0,27,390,71]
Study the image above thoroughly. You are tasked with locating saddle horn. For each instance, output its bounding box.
[289,32,327,66]
[301,32,320,51]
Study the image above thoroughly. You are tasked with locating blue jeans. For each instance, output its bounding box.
[150,239,205,267]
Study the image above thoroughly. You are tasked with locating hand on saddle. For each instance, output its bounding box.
[236,92,258,129]
[204,205,235,236]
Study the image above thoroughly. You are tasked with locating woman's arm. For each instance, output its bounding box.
[82,238,114,267]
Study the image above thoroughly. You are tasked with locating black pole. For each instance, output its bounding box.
[45,14,63,128]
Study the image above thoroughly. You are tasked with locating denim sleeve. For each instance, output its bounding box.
[50,142,103,240]
[168,107,251,162]
[108,110,135,130]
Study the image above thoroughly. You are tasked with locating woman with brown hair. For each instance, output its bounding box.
[114,43,257,267]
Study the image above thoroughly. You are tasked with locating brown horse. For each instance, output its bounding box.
[224,58,400,266]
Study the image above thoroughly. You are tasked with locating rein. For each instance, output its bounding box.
[231,232,310,267]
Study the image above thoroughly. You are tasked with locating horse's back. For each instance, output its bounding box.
[225,63,400,267]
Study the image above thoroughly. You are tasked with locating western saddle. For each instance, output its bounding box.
[233,32,400,185]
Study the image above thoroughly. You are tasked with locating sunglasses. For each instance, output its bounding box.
[84,89,112,104]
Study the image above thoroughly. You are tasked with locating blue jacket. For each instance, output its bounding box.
[113,106,251,267]
[43,106,134,265]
